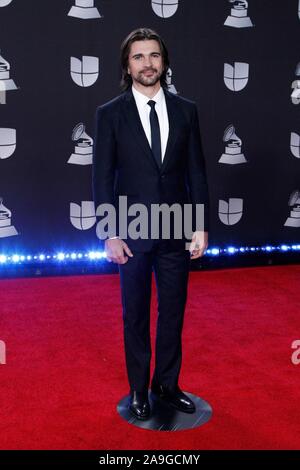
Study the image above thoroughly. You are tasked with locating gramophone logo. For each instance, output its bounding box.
[0,340,6,365]
[70,56,99,87]
[68,123,93,165]
[224,62,249,91]
[0,52,18,104]
[224,0,254,28]
[70,201,96,230]
[219,125,247,164]
[291,62,300,105]
[290,132,300,159]
[284,190,300,227]
[0,198,18,238]
[219,198,243,225]
[166,68,177,94]
[0,0,13,6]
[0,128,16,160]
[68,0,102,19]
[151,0,178,18]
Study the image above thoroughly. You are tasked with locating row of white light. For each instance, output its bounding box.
[0,251,106,264]
[0,244,299,265]
[208,244,300,255]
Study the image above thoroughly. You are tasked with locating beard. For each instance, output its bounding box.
[133,68,162,87]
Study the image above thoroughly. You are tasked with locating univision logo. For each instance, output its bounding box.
[219,198,243,225]
[70,201,96,230]
[70,56,99,87]
[151,0,179,18]
[0,128,16,160]
[224,62,249,91]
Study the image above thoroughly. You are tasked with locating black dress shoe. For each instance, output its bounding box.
[128,390,151,420]
[151,383,196,413]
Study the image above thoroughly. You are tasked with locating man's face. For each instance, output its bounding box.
[127,39,164,87]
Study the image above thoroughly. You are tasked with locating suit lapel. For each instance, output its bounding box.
[122,87,180,173]
[161,88,180,173]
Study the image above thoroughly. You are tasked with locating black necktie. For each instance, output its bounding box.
[147,100,162,168]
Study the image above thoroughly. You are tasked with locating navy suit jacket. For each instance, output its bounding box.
[92,86,209,252]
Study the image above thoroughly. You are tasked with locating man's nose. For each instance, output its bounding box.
[144,56,152,66]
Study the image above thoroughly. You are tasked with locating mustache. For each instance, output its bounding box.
[141,69,157,73]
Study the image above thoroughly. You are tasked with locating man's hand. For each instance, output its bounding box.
[105,238,133,264]
[189,231,208,259]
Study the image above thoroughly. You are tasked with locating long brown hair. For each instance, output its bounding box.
[120,28,170,91]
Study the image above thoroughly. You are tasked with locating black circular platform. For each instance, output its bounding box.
[117,390,212,431]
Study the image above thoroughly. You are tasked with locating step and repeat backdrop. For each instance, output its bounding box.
[0,0,299,254]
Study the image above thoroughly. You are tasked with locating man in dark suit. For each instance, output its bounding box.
[92,28,209,420]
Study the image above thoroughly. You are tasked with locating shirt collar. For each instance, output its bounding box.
[132,84,165,107]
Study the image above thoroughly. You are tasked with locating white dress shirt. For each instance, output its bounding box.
[132,84,169,162]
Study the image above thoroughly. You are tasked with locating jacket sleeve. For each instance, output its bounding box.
[186,103,210,232]
[92,105,118,242]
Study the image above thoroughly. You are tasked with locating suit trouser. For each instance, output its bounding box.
[118,240,190,392]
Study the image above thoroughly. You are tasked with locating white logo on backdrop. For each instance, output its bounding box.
[224,62,249,91]
[290,132,300,159]
[0,0,13,7]
[219,198,243,225]
[0,128,16,160]
[219,125,247,164]
[70,201,96,230]
[70,56,99,87]
[0,52,18,104]
[68,0,102,20]
[68,123,93,165]
[291,62,300,105]
[298,0,300,20]
[151,0,178,18]
[224,0,254,28]
[0,198,18,237]
[166,68,177,94]
[284,191,300,227]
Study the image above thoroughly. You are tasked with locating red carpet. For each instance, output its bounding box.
[0,264,299,449]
